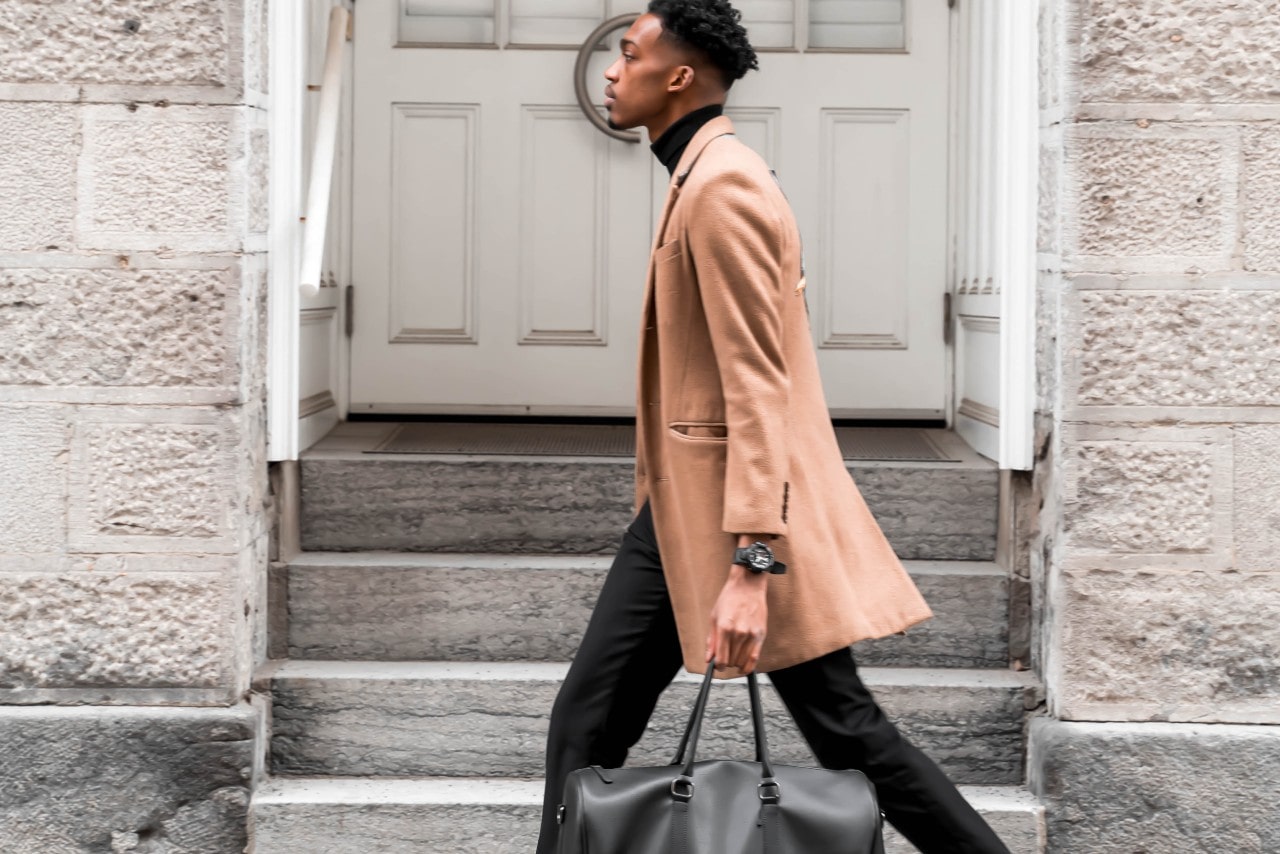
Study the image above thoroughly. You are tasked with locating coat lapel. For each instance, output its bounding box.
[640,116,738,328]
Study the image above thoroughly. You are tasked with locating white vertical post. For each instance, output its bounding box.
[299,7,350,297]
[997,0,1038,470]
[267,0,308,462]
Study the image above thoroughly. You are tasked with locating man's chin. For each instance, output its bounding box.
[606,114,635,131]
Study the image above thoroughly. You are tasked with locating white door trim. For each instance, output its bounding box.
[997,0,1038,471]
[951,0,1038,470]
[267,0,307,462]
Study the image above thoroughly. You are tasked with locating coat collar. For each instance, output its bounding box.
[669,114,736,188]
[650,115,736,250]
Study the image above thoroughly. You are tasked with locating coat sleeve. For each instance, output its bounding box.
[685,163,791,538]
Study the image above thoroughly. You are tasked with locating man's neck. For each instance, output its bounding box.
[650,104,725,176]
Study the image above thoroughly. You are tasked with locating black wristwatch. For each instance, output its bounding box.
[733,541,787,575]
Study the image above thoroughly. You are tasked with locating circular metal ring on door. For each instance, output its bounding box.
[574,13,642,143]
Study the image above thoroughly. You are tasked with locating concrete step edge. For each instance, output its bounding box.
[265,660,1039,690]
[252,776,1039,812]
[285,553,1005,577]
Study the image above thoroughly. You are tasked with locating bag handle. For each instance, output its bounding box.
[670,662,778,794]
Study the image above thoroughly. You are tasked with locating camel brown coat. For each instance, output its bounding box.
[635,116,933,678]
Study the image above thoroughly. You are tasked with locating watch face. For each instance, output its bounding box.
[747,544,774,570]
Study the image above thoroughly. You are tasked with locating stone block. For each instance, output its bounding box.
[285,555,1009,668]
[1053,569,1280,722]
[0,0,238,90]
[269,663,1034,785]
[244,0,269,96]
[1234,425,1280,570]
[251,779,1045,854]
[0,704,256,853]
[1030,718,1280,853]
[1243,126,1280,271]
[1073,0,1280,105]
[301,455,998,561]
[0,406,68,552]
[0,103,77,251]
[1037,139,1060,255]
[69,410,236,553]
[80,105,244,252]
[247,129,270,233]
[0,266,234,390]
[0,570,233,694]
[1038,0,1064,112]
[1064,127,1236,269]
[1063,439,1219,556]
[1072,290,1280,407]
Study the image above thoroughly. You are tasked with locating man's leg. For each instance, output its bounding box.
[768,647,1013,854]
[536,502,684,854]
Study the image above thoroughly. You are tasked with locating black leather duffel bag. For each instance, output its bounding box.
[557,661,885,853]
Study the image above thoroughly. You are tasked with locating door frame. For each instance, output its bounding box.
[267,0,1038,470]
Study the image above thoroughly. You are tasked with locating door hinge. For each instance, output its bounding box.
[943,292,953,346]
[344,284,354,338]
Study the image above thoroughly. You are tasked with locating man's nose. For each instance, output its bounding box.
[604,58,619,82]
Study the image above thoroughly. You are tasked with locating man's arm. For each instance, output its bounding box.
[706,532,772,674]
[686,163,792,674]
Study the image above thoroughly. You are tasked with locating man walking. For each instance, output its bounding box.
[538,3,1013,852]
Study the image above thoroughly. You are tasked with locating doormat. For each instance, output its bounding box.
[367,423,958,462]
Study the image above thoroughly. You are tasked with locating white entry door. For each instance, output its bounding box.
[351,0,950,417]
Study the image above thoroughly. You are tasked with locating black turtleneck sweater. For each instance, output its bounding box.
[650,104,725,176]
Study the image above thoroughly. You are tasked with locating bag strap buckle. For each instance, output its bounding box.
[670,775,695,802]
[757,778,782,804]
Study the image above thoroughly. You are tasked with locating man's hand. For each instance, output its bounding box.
[706,553,769,674]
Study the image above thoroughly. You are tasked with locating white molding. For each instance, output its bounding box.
[996,0,1038,471]
[267,0,308,461]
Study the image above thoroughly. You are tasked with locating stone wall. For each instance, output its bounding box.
[0,1,269,850]
[1032,0,1280,850]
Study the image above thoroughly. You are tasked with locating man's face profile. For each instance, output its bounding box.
[602,14,688,132]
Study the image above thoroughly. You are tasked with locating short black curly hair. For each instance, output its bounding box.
[647,0,759,88]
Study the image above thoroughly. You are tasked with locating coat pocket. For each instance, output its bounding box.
[654,238,683,264]
[668,421,728,441]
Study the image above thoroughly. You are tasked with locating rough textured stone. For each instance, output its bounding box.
[1037,141,1060,255]
[269,664,1034,785]
[1243,126,1280,271]
[247,129,269,233]
[0,571,232,691]
[1074,0,1280,104]
[250,779,1044,854]
[1067,132,1232,261]
[1031,719,1280,853]
[0,267,232,388]
[1234,425,1280,570]
[1054,569,1280,722]
[1074,290,1280,406]
[0,704,255,853]
[0,103,77,251]
[1065,441,1214,554]
[300,456,998,561]
[0,406,67,551]
[81,106,240,250]
[77,422,230,543]
[0,0,233,88]
[244,0,268,95]
[285,556,1009,668]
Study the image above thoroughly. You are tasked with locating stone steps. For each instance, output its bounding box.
[284,553,1010,669]
[267,661,1038,786]
[299,435,998,560]
[249,777,1047,854]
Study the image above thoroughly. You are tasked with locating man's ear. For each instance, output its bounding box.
[668,65,695,93]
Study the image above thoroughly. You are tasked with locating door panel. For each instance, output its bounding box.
[352,0,950,416]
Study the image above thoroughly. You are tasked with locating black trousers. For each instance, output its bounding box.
[537,503,1013,854]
